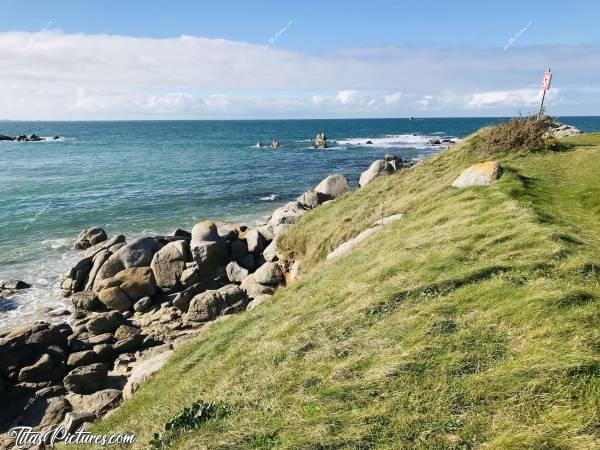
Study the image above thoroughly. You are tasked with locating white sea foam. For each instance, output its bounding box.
[42,237,71,250]
[259,194,279,201]
[337,134,459,149]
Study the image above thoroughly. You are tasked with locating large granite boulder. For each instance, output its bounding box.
[226,261,249,283]
[84,234,126,258]
[74,228,108,250]
[97,287,131,312]
[96,266,157,306]
[452,162,502,188]
[240,274,276,298]
[18,353,63,382]
[314,174,351,199]
[190,220,227,273]
[150,240,190,292]
[94,237,163,286]
[187,284,247,322]
[359,159,395,188]
[69,291,102,311]
[85,311,124,335]
[253,262,284,286]
[268,201,308,235]
[63,363,108,394]
[297,189,329,209]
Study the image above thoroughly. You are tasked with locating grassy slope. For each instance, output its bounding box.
[89,133,600,449]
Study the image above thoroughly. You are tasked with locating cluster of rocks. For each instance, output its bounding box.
[0,134,60,142]
[0,321,123,446]
[0,153,416,443]
[427,138,457,146]
[545,122,582,138]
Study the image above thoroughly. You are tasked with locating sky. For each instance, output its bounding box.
[1,0,599,120]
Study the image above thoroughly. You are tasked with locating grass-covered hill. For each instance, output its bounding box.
[89,129,600,449]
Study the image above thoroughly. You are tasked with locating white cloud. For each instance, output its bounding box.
[384,92,402,105]
[0,30,599,119]
[465,88,551,109]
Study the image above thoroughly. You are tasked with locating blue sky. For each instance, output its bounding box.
[1,0,599,119]
[3,0,600,50]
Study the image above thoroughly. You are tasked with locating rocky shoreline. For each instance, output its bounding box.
[0,152,414,446]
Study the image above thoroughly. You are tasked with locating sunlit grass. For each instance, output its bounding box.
[82,133,600,449]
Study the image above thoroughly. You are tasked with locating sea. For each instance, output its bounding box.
[1,117,599,331]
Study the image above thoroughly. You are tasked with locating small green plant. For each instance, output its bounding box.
[479,114,555,154]
[148,400,228,449]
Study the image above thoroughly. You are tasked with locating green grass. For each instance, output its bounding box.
[83,133,600,449]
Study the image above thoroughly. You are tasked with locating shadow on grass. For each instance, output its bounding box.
[368,265,511,319]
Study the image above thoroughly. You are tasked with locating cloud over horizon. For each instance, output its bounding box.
[0,30,598,119]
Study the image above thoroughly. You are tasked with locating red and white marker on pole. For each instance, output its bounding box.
[539,68,552,117]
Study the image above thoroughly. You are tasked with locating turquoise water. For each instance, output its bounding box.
[1,117,599,329]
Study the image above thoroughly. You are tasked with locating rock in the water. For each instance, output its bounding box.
[427,139,442,145]
[314,174,351,200]
[226,261,249,283]
[314,132,328,149]
[0,134,14,141]
[0,279,31,290]
[150,240,190,292]
[359,159,395,188]
[74,228,108,250]
[63,363,108,394]
[452,161,502,188]
[94,237,162,285]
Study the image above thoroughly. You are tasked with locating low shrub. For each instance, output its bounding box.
[149,400,229,449]
[478,114,555,154]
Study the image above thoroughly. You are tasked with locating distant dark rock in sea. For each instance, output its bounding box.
[0,134,61,142]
